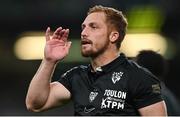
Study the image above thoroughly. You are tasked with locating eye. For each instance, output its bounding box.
[89,23,98,30]
[92,25,97,29]
[91,24,97,29]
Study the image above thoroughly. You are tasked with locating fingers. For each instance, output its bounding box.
[61,29,69,42]
[45,27,51,41]
[52,27,62,39]
[47,27,70,43]
[52,27,69,41]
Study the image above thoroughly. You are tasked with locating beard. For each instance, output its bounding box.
[81,48,94,57]
[81,40,109,58]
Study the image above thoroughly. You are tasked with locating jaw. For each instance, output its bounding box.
[81,45,107,58]
[81,44,93,57]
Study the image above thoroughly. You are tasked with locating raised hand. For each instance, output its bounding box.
[44,27,71,63]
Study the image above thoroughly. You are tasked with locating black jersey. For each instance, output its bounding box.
[58,53,163,116]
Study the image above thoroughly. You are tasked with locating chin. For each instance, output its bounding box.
[81,49,94,57]
[81,51,91,57]
[81,50,100,58]
[81,47,105,58]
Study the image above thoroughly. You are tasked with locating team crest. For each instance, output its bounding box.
[89,92,98,103]
[112,72,123,84]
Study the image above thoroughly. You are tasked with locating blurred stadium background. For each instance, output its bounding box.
[0,0,180,115]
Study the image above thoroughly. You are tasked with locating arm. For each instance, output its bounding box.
[26,27,72,112]
[138,101,167,116]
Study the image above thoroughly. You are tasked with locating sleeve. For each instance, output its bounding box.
[58,67,78,93]
[129,69,163,109]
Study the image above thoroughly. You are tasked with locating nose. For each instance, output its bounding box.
[81,27,88,38]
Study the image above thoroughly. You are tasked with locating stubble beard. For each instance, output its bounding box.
[81,50,92,57]
[81,45,94,57]
[81,40,109,58]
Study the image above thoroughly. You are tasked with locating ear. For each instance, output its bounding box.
[109,31,119,42]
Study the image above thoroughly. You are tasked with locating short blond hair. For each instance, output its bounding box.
[88,5,128,49]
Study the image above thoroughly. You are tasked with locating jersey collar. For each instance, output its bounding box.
[88,53,127,73]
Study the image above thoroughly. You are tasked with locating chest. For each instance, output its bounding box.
[71,70,131,112]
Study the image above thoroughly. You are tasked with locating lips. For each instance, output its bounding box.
[81,39,92,45]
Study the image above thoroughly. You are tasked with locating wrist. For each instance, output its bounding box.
[42,59,57,67]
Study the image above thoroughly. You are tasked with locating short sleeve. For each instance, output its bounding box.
[58,67,78,93]
[129,69,163,109]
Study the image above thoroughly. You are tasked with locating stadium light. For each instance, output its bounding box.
[121,33,167,57]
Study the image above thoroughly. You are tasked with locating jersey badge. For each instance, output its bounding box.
[89,91,98,103]
[112,72,123,84]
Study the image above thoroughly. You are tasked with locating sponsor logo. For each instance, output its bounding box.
[101,97,125,109]
[104,89,126,99]
[84,107,95,113]
[112,72,123,84]
[101,89,127,110]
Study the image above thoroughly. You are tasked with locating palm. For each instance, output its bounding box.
[44,27,71,63]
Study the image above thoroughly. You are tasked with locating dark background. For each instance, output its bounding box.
[0,0,180,115]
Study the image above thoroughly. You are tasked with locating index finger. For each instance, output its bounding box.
[61,29,70,42]
[52,27,62,39]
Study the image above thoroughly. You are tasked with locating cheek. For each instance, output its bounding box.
[91,29,109,46]
[93,35,109,49]
[93,31,109,41]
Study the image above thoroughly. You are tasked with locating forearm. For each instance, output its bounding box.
[26,59,57,110]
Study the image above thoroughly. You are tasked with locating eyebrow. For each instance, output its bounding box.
[81,22,98,28]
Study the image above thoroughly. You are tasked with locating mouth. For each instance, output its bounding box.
[81,39,92,45]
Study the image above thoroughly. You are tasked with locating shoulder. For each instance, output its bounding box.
[127,60,159,80]
[124,60,160,91]
[115,55,159,83]
[61,65,88,78]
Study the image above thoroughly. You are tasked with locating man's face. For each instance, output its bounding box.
[81,12,110,57]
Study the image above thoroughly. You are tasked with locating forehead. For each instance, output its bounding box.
[82,12,106,25]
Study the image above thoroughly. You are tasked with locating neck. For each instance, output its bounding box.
[91,49,119,71]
